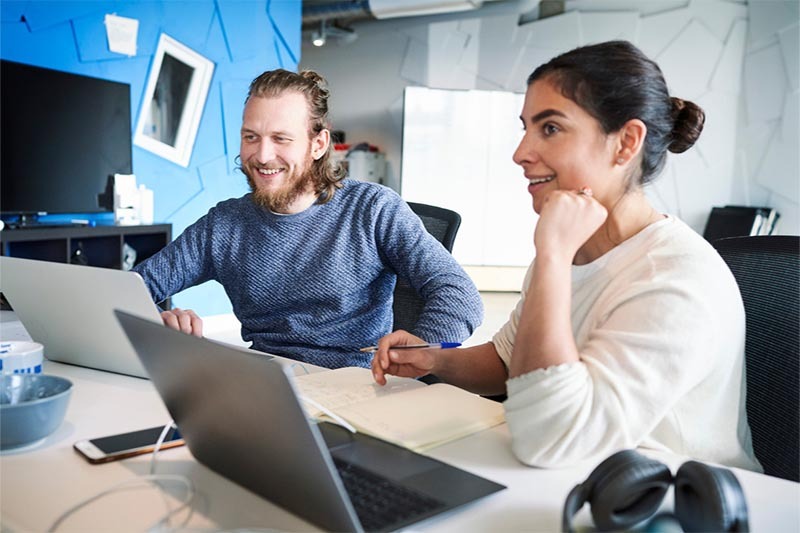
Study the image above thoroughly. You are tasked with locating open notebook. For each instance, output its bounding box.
[295,367,505,452]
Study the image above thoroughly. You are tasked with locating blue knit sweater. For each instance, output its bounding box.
[133,180,482,368]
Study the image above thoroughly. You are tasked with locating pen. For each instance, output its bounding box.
[359,342,461,353]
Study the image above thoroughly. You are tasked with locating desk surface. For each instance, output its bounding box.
[2,358,799,531]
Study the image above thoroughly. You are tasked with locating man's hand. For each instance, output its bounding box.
[370,330,437,385]
[161,308,203,337]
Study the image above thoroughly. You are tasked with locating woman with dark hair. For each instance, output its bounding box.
[371,41,761,471]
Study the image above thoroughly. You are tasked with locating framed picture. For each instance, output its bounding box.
[134,34,215,167]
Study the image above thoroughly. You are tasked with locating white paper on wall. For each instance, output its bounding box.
[778,23,800,91]
[689,0,747,43]
[710,19,747,94]
[638,7,692,59]
[757,96,800,202]
[744,43,787,123]
[657,19,723,100]
[748,0,800,50]
[400,38,429,85]
[104,13,138,56]
[578,11,640,46]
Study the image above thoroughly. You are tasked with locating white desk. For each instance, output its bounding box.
[2,360,799,531]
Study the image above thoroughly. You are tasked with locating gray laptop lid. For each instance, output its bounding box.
[115,309,362,531]
[115,309,505,533]
[0,257,161,378]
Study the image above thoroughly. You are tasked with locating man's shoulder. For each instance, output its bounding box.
[187,194,258,232]
[213,194,253,210]
[336,179,402,210]
[204,194,257,218]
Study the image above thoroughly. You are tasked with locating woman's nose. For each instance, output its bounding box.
[513,134,538,167]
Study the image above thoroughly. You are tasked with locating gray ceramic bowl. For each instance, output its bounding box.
[1,374,72,450]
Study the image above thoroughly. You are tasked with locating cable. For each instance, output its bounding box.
[150,420,176,475]
[290,362,311,375]
[148,420,192,530]
[49,420,194,532]
[48,474,194,532]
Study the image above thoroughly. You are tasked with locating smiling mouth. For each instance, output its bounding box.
[257,167,284,176]
[528,176,554,185]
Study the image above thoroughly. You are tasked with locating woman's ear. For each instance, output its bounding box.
[614,119,647,166]
[311,129,330,161]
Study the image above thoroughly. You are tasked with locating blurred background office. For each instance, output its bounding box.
[1,0,797,322]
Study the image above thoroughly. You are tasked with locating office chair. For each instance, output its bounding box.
[703,205,780,242]
[713,235,800,482]
[391,202,462,333]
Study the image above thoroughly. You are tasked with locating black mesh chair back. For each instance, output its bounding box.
[713,235,800,482]
[392,202,461,333]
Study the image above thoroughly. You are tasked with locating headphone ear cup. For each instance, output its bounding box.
[586,450,673,531]
[674,461,749,532]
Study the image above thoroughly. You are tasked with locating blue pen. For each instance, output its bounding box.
[359,342,461,353]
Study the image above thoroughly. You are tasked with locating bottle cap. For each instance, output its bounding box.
[0,341,44,374]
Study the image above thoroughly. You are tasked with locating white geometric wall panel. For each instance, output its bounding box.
[301,0,800,278]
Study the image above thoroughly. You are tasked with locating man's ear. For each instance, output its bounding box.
[614,118,647,166]
[311,129,330,160]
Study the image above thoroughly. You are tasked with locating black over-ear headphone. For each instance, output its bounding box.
[562,449,749,532]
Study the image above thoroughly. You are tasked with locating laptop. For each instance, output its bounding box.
[0,257,162,378]
[115,309,506,532]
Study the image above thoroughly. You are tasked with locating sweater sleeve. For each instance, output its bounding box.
[502,271,722,468]
[372,192,483,342]
[132,210,216,304]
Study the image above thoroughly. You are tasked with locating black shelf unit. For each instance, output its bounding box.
[1,223,172,308]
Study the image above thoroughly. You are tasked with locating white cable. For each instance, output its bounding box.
[298,395,357,434]
[147,420,187,530]
[290,362,311,375]
[50,420,193,532]
[47,474,194,532]
[146,475,195,532]
[150,420,176,475]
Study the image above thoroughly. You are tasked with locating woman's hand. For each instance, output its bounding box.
[370,330,436,385]
[534,187,608,261]
[161,308,203,337]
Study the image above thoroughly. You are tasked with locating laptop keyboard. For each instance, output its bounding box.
[333,458,445,531]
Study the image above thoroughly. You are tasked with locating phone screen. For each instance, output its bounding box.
[90,426,183,453]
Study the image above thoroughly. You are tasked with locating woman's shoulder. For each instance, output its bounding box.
[627,216,739,292]
[647,216,728,267]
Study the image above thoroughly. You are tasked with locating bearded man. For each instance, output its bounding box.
[133,69,483,369]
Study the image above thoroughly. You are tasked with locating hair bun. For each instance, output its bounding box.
[669,97,705,153]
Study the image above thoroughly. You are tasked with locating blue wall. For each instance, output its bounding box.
[1,0,302,316]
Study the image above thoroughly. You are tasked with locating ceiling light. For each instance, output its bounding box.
[312,33,326,47]
[309,19,358,47]
[311,21,327,47]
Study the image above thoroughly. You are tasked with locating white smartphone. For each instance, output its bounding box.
[74,425,185,464]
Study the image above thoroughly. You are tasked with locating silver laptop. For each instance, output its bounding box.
[115,309,505,533]
[0,257,161,378]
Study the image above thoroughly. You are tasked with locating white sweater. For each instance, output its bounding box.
[493,216,761,471]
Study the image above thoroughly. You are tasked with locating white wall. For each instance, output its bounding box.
[738,0,800,235]
[301,0,799,249]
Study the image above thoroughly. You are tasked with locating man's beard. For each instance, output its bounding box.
[244,157,318,213]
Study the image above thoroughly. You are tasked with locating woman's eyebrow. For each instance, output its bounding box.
[528,108,567,124]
